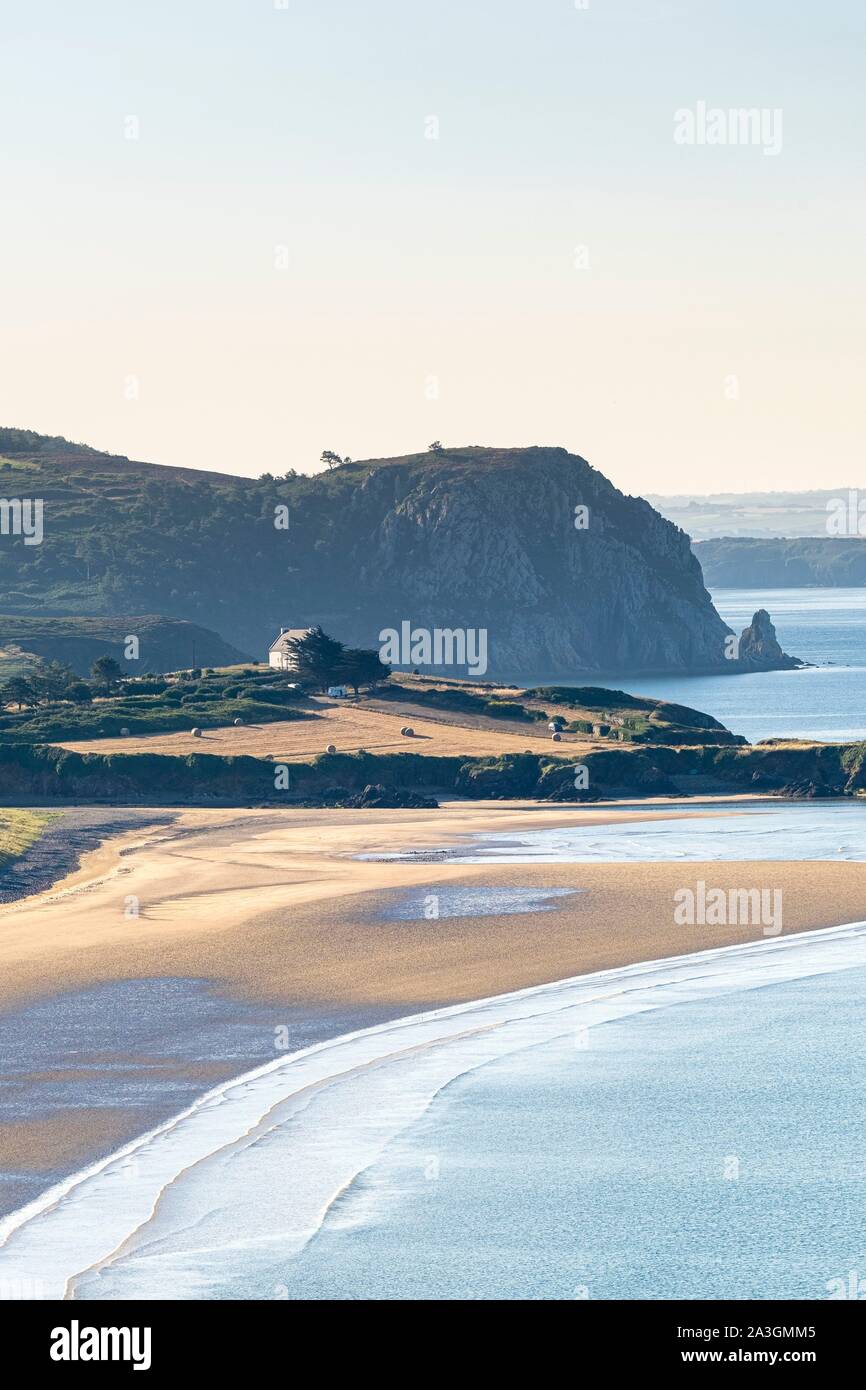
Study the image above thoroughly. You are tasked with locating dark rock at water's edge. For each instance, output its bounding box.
[735,609,804,671]
[345,783,439,809]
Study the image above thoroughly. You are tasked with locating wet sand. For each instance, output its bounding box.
[1,800,865,1012]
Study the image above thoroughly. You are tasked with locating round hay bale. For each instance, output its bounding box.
[120,727,130,737]
[551,732,562,742]
[192,727,203,738]
[326,744,337,755]
[233,718,243,726]
[402,727,415,737]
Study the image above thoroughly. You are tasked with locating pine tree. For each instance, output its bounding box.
[285,626,346,689]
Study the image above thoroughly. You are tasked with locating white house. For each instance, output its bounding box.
[268,627,313,671]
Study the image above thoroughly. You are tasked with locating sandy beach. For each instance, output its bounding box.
[2,796,866,1220]
[2,799,866,1012]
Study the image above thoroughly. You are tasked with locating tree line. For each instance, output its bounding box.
[283,627,389,694]
[0,655,124,710]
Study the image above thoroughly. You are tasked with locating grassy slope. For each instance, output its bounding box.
[0,664,312,743]
[0,808,54,868]
[376,674,743,746]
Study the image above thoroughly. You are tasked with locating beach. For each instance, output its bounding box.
[3,799,866,1013]
[4,920,866,1301]
[2,796,866,1294]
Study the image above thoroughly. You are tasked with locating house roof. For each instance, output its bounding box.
[269,627,313,652]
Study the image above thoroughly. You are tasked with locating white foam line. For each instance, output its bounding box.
[2,919,866,1298]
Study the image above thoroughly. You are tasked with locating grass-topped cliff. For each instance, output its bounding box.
[0,429,751,677]
[0,740,864,806]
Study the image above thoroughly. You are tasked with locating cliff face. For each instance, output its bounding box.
[324,447,733,677]
[0,433,762,677]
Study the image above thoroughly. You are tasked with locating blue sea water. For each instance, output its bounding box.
[266,963,866,1301]
[4,922,865,1301]
[437,800,866,865]
[537,588,866,744]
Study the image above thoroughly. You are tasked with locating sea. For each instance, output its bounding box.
[534,587,866,744]
[1,920,864,1301]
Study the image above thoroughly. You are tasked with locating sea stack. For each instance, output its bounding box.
[738,609,803,670]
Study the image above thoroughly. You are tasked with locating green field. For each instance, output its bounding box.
[0,808,55,869]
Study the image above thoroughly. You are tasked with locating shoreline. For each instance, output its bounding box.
[3,797,866,1225]
[3,797,866,1012]
[4,917,866,1299]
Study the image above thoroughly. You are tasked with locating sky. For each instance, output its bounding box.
[1,0,864,493]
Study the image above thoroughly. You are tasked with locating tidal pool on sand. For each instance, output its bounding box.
[382,885,579,921]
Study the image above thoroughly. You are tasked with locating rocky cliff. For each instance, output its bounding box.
[305,446,737,678]
[0,433,795,678]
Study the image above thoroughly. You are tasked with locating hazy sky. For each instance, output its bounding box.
[2,0,864,492]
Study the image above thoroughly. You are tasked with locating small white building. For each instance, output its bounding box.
[327,685,349,698]
[268,627,313,671]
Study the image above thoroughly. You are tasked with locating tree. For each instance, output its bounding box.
[65,681,93,704]
[428,440,443,453]
[91,655,123,693]
[339,648,391,695]
[30,659,76,704]
[320,450,343,470]
[0,675,37,710]
[284,626,345,690]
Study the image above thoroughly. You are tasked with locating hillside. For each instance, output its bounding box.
[695,537,866,588]
[311,446,737,677]
[0,430,752,677]
[0,614,249,679]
